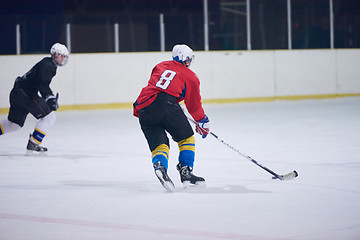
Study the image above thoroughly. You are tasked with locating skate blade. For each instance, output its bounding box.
[155,170,175,192]
[25,150,47,156]
[183,180,206,189]
[161,181,175,192]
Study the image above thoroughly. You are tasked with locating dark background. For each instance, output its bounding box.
[0,0,359,54]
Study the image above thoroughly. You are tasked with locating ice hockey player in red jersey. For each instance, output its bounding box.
[0,43,69,155]
[133,44,210,192]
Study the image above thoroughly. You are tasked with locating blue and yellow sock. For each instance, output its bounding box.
[31,128,46,144]
[152,144,169,169]
[0,123,4,135]
[178,136,195,168]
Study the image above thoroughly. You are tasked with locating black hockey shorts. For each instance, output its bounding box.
[138,92,194,152]
[8,88,52,127]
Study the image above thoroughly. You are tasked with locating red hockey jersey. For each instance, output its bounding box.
[133,60,205,122]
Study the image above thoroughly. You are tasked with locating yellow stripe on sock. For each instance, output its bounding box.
[178,136,195,152]
[151,144,169,159]
[34,128,47,136]
[31,128,47,144]
[31,135,42,144]
[0,123,4,135]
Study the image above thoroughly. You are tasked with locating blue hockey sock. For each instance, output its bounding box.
[151,144,169,169]
[31,128,46,144]
[178,136,195,168]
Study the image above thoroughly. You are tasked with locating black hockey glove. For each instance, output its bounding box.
[46,93,59,111]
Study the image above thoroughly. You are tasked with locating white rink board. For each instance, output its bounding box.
[0,49,359,108]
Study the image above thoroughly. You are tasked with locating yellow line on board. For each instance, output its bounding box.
[0,93,359,114]
[202,93,360,104]
[58,102,133,111]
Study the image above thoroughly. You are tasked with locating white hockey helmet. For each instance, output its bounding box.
[50,43,69,66]
[172,44,194,67]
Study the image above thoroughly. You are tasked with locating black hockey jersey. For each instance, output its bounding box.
[15,57,57,98]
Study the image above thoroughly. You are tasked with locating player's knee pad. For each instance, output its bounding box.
[0,119,21,135]
[152,144,169,169]
[178,135,195,168]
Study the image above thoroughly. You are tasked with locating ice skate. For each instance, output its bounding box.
[153,161,175,192]
[176,163,206,188]
[26,135,47,156]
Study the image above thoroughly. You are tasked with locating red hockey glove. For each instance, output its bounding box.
[195,116,210,139]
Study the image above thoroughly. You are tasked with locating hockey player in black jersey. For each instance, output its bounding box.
[0,43,69,155]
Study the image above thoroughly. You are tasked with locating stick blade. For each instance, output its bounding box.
[281,170,298,180]
[272,170,298,180]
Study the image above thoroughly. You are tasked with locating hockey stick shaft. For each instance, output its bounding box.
[209,132,282,178]
[188,117,297,180]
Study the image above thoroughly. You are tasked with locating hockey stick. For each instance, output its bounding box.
[188,118,298,180]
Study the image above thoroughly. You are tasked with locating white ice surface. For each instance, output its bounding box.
[1,97,360,240]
